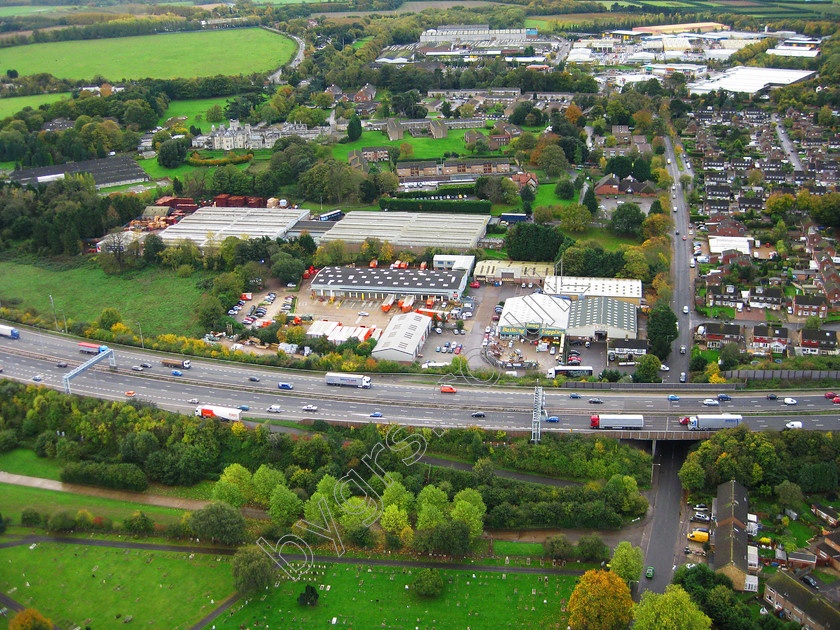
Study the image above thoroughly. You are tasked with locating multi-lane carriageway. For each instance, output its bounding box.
[1,328,838,437]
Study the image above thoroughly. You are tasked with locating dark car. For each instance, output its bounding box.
[249,376,260,382]
[802,575,819,589]
[237,405,250,411]
[766,393,778,400]
[140,362,151,368]
[569,393,581,399]
[717,393,731,401]
[588,398,603,404]
[56,361,68,368]
[570,340,584,346]
[470,411,486,418]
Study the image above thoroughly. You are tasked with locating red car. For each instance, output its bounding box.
[440,385,457,393]
[679,417,690,425]
[826,392,837,399]
[470,281,480,288]
[833,397,840,404]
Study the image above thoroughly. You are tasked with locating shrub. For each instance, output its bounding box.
[413,568,444,598]
[60,461,148,492]
[21,508,41,527]
[75,509,94,530]
[92,515,113,531]
[34,431,58,458]
[0,430,18,453]
[47,510,76,532]
[123,511,154,535]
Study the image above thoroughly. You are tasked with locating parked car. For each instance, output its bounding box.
[693,504,709,511]
[692,513,711,522]
[802,575,819,589]
[660,364,670,372]
[470,281,480,288]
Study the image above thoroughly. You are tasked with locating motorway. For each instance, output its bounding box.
[2,329,839,434]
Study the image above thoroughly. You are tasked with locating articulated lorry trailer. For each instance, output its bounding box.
[590,414,645,430]
[686,414,742,431]
[194,405,242,422]
[325,372,372,388]
[0,325,20,339]
[162,358,191,369]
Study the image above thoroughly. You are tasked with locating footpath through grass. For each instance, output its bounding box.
[0,259,213,337]
[0,542,234,629]
[217,563,573,629]
[0,28,296,80]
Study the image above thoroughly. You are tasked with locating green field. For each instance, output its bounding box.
[0,92,72,119]
[0,542,234,629]
[217,563,573,629]
[159,96,233,130]
[0,28,296,80]
[557,226,639,251]
[138,156,251,181]
[533,183,575,209]
[0,4,76,16]
[331,128,507,162]
[0,483,188,524]
[0,449,63,480]
[0,260,214,337]
[493,541,545,557]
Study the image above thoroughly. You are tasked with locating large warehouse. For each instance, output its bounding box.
[318,211,489,251]
[158,206,309,248]
[473,261,555,284]
[566,297,638,340]
[310,266,469,301]
[543,275,643,306]
[9,155,150,189]
[687,66,816,95]
[371,312,432,362]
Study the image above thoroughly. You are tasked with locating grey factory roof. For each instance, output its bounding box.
[158,206,309,248]
[567,297,637,334]
[318,211,489,250]
[311,266,467,292]
[9,155,149,189]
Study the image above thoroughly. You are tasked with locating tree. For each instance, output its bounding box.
[9,609,51,630]
[678,459,706,493]
[621,248,649,281]
[583,186,597,215]
[632,157,651,182]
[609,203,645,237]
[157,138,187,168]
[298,583,319,606]
[804,315,822,330]
[538,145,569,177]
[6,69,18,80]
[232,547,276,594]
[252,464,285,507]
[381,504,410,534]
[347,114,362,141]
[642,214,671,239]
[505,223,562,262]
[718,342,742,371]
[555,178,575,199]
[559,203,592,232]
[400,142,414,159]
[609,541,643,583]
[143,233,165,264]
[567,570,633,630]
[473,457,495,485]
[271,252,306,284]
[190,502,246,545]
[543,533,574,560]
[98,307,121,331]
[633,354,661,384]
[633,585,711,630]
[451,499,483,540]
[413,568,444,598]
[206,104,225,123]
[775,480,804,509]
[533,205,555,224]
[576,533,609,562]
[648,302,678,359]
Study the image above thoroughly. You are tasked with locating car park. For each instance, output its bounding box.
[131,365,143,371]
[588,398,603,404]
[668,394,680,401]
[471,411,486,418]
[717,394,731,401]
[703,399,720,406]
[784,397,797,405]
[302,405,318,412]
[440,385,457,393]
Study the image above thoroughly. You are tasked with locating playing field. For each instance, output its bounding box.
[0,28,297,80]
[0,92,71,118]
[216,563,573,629]
[159,96,233,129]
[0,542,234,629]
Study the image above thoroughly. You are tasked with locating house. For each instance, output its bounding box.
[511,171,539,191]
[816,531,840,570]
[386,119,404,141]
[325,85,347,102]
[751,325,789,354]
[800,329,839,356]
[358,146,391,162]
[395,160,439,178]
[611,125,630,143]
[714,480,758,592]
[608,339,648,360]
[699,322,743,349]
[706,184,732,200]
[594,174,620,195]
[354,83,377,102]
[441,157,511,176]
[716,479,749,530]
[706,285,741,309]
[794,294,828,318]
[749,286,783,310]
[354,102,379,118]
[763,571,840,630]
[812,503,840,528]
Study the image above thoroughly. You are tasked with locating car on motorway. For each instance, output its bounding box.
[302,404,318,412]
[267,405,282,413]
[546,416,559,422]
[131,365,143,371]
[679,416,690,425]
[569,393,581,399]
[833,397,840,404]
[56,361,68,368]
[703,399,720,406]
[826,392,837,399]
[369,411,383,418]
[172,370,183,376]
[680,372,687,383]
[645,567,654,579]
[717,393,731,401]
[249,376,260,382]
[189,398,199,404]
[802,575,819,589]
[766,393,778,400]
[125,391,135,397]
[784,397,798,405]
[440,385,457,394]
[471,411,486,418]
[237,405,250,411]
[278,382,293,390]
[668,394,680,401]
[32,375,43,382]
[140,362,151,368]
[470,281,480,288]
[588,398,603,404]
[785,421,803,429]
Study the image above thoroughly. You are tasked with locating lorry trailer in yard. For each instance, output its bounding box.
[325,372,372,388]
[590,414,645,430]
[0,325,20,339]
[194,405,242,422]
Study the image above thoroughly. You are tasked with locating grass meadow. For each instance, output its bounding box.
[0,28,296,80]
[0,92,71,119]
[217,563,574,629]
[158,96,233,129]
[331,128,508,162]
[0,260,213,337]
[0,542,234,629]
[493,541,545,557]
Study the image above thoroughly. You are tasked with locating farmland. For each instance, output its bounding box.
[0,92,71,118]
[0,260,214,337]
[0,542,234,629]
[0,28,296,80]
[217,563,573,629]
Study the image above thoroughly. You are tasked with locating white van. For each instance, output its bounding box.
[785,421,803,429]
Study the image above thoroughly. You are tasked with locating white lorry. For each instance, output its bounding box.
[686,414,742,431]
[0,325,20,339]
[325,372,372,388]
[194,405,242,422]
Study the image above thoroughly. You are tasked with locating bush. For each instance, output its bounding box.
[92,515,113,531]
[21,507,41,527]
[34,431,58,458]
[123,510,154,535]
[47,510,76,532]
[60,461,148,492]
[413,568,444,598]
[75,509,94,530]
[0,430,18,453]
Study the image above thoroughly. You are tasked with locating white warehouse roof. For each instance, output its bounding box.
[499,293,571,333]
[708,236,752,255]
[543,275,643,301]
[687,66,816,95]
[319,211,489,251]
[159,206,308,248]
[371,312,432,362]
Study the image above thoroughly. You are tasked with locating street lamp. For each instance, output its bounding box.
[136,322,144,349]
[49,294,58,331]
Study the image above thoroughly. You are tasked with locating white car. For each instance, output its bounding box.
[703,399,720,406]
[683,306,689,314]
[358,311,370,317]
[785,421,803,429]
[660,364,670,372]
[784,398,797,406]
[302,404,319,412]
